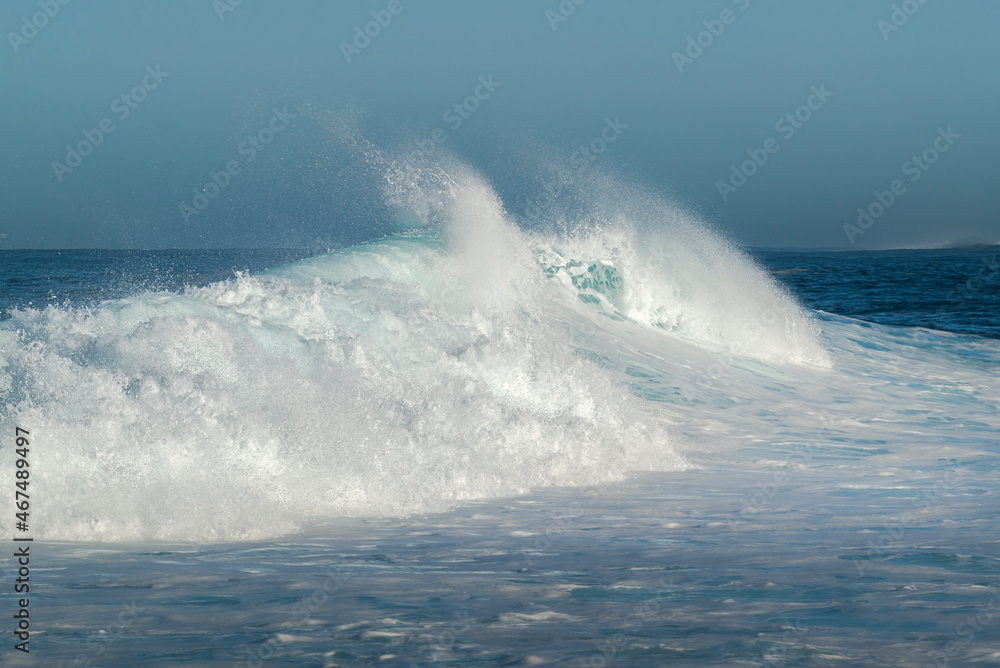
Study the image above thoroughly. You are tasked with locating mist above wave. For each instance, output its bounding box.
[0,153,829,542]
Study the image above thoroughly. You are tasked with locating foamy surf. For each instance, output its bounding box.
[0,161,835,542]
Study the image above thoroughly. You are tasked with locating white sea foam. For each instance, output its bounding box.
[6,160,964,544]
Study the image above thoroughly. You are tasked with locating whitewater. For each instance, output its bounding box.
[0,157,998,666]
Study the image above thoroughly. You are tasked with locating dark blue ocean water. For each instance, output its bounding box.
[0,248,315,319]
[2,242,999,667]
[753,248,1000,339]
[3,247,998,339]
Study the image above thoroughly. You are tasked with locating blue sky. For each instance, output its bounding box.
[1,0,997,249]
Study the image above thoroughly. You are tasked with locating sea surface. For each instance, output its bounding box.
[0,170,998,666]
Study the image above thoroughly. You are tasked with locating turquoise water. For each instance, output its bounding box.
[1,167,997,666]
